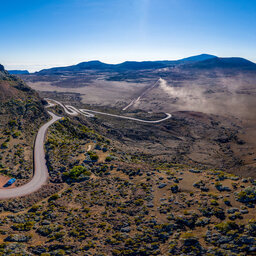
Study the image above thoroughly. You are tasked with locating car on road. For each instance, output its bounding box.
[3,178,16,187]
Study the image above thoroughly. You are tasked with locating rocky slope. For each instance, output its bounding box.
[1,62,256,255]
[0,65,48,185]
[0,115,255,255]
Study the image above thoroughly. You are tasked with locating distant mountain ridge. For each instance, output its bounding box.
[36,54,256,74]
[183,57,256,70]
[36,54,216,74]
[8,70,30,75]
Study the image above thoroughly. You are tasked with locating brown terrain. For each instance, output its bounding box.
[0,66,49,185]
[1,58,256,255]
[21,61,256,179]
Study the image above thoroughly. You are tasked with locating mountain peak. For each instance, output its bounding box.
[78,60,104,65]
[76,60,112,70]
[178,54,217,63]
[184,56,256,70]
[35,54,256,74]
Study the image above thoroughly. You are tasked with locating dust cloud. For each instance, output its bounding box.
[158,76,256,119]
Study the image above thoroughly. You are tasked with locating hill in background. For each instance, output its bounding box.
[8,70,30,75]
[1,59,256,255]
[36,54,217,74]
[34,54,256,75]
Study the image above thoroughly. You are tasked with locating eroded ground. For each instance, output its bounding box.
[0,117,256,255]
[22,69,256,178]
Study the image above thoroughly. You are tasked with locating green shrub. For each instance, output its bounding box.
[62,166,91,182]
[105,156,112,162]
[215,221,239,234]
[48,194,59,202]
[134,199,144,206]
[1,142,8,149]
[12,131,21,138]
[8,120,17,127]
[87,151,99,161]
[210,199,219,206]
[12,221,35,231]
[236,187,256,204]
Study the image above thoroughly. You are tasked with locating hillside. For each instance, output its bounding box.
[0,68,32,100]
[21,54,256,179]
[1,62,256,255]
[0,106,256,255]
[0,65,48,185]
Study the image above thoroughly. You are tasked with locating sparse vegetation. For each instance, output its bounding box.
[1,65,256,255]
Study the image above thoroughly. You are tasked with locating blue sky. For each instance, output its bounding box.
[1,0,256,72]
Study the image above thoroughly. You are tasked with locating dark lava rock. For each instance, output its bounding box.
[158,183,167,189]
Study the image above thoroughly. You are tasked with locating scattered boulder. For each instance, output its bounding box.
[158,183,167,189]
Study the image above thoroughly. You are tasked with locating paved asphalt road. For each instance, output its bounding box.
[0,98,171,199]
[46,98,172,123]
[0,112,61,199]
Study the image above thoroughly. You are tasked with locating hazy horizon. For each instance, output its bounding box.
[5,53,256,73]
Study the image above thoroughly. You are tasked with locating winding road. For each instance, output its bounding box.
[0,112,61,199]
[0,98,171,199]
[45,98,172,123]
